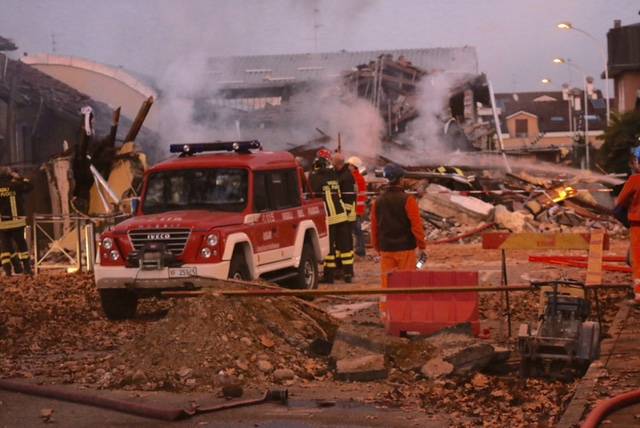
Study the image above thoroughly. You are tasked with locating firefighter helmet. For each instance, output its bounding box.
[383,163,404,184]
[312,156,331,171]
[347,156,366,175]
[317,149,333,160]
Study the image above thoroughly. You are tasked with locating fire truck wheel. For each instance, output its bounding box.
[228,250,250,281]
[291,243,318,290]
[99,289,138,320]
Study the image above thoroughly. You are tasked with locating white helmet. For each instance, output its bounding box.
[347,156,362,168]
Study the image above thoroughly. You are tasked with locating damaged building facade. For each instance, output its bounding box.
[188,47,491,155]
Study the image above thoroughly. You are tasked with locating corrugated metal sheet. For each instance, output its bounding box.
[207,47,478,88]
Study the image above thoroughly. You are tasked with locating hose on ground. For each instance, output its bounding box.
[581,389,640,428]
[0,379,188,421]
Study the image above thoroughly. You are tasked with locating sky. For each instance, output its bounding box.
[1,0,639,92]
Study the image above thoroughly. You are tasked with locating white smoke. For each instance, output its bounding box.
[147,0,381,156]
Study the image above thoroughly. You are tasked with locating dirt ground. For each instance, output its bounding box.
[0,240,632,427]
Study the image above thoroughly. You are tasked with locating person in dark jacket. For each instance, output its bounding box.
[0,167,33,275]
[308,151,351,283]
[370,164,426,319]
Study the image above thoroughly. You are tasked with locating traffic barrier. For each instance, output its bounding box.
[385,271,480,337]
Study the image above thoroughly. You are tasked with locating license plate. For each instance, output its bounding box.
[168,267,197,278]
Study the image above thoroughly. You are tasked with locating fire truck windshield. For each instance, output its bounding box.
[142,168,248,214]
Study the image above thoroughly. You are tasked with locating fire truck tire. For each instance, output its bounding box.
[99,289,138,320]
[290,243,318,290]
[228,250,250,280]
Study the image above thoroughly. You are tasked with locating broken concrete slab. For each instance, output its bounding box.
[419,184,494,225]
[335,354,388,381]
[422,333,502,376]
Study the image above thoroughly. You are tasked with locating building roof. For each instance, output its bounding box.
[207,47,479,89]
[21,53,158,99]
[495,91,607,133]
[0,35,17,51]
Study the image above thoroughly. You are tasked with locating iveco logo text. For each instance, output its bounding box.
[146,233,171,240]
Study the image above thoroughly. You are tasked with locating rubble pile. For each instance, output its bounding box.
[0,274,163,382]
[104,290,338,391]
[0,274,339,393]
[383,167,626,243]
[374,374,576,426]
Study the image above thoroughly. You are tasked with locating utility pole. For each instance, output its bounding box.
[312,8,321,51]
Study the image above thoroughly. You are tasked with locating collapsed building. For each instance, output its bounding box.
[183,47,492,159]
[0,39,159,272]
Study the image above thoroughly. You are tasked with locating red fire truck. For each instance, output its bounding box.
[94,141,328,319]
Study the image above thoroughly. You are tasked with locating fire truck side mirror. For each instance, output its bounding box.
[120,197,140,216]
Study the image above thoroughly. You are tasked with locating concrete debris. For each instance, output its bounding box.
[493,204,530,233]
[273,368,295,382]
[420,358,454,379]
[422,333,506,376]
[335,354,387,381]
[419,184,493,225]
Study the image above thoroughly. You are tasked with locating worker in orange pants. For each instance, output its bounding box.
[371,164,427,320]
[614,146,640,304]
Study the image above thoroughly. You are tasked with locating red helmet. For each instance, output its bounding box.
[317,149,332,160]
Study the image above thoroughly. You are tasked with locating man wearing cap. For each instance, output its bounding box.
[614,146,640,304]
[370,164,426,317]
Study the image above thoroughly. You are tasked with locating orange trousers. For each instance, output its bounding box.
[379,250,417,319]
[631,227,640,301]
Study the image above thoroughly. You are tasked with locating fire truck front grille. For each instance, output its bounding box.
[128,229,191,256]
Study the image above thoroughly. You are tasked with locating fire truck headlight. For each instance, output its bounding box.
[102,237,114,250]
[207,233,219,247]
[109,250,120,261]
[200,247,212,259]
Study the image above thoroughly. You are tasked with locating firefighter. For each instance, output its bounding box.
[614,146,640,304]
[0,167,33,276]
[370,164,426,318]
[308,150,351,284]
[347,156,367,257]
[332,152,356,280]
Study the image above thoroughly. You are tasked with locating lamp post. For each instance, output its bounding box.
[557,22,611,125]
[553,58,593,169]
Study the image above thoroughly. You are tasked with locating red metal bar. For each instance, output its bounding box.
[528,256,632,273]
[528,255,626,263]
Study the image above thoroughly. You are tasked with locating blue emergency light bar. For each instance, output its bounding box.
[169,140,262,156]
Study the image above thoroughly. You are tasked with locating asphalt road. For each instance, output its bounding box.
[0,385,446,428]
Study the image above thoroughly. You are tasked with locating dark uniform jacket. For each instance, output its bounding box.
[371,185,426,252]
[308,168,347,225]
[0,175,32,230]
[335,165,356,222]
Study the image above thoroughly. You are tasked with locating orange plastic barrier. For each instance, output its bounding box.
[385,271,480,337]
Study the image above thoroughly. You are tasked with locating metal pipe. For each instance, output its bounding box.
[160,283,630,299]
[0,379,188,421]
[488,80,511,173]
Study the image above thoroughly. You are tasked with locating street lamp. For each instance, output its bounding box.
[553,58,593,169]
[556,21,611,124]
[541,78,552,84]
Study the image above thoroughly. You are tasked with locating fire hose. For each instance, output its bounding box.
[581,389,640,428]
[0,379,287,421]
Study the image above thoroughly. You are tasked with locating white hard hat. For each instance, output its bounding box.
[347,156,363,168]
